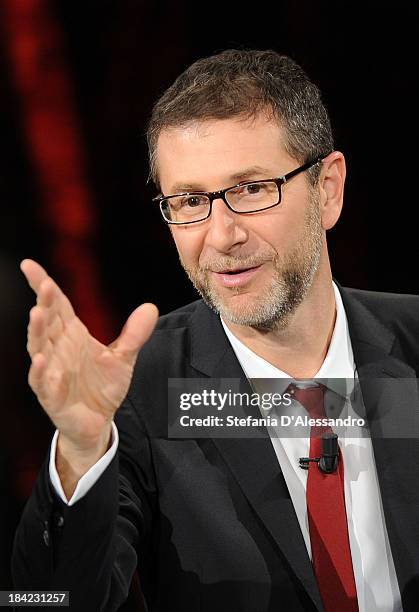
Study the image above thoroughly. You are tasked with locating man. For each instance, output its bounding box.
[12,50,419,611]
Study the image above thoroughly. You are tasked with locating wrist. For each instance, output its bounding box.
[56,423,113,480]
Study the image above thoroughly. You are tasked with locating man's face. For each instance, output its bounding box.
[156,115,325,330]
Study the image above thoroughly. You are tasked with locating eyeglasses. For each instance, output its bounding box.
[153,152,332,225]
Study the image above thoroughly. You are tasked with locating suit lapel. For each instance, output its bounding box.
[339,284,419,609]
[188,289,419,609]
[189,302,324,611]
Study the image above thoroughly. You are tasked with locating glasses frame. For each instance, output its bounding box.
[153,152,332,225]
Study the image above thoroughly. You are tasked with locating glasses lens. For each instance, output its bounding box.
[161,194,210,223]
[226,181,280,212]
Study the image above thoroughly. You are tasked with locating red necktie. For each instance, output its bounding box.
[289,384,359,612]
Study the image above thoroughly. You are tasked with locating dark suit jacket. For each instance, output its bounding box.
[12,284,419,611]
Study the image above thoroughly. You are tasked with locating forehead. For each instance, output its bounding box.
[156,115,293,192]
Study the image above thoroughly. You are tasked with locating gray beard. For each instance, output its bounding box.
[180,193,323,332]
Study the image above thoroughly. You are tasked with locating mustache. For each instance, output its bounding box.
[198,253,276,273]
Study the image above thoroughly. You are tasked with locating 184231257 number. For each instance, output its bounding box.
[0,591,69,607]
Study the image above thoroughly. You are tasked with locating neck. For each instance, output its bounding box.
[222,264,337,378]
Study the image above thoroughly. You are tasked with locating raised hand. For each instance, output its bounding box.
[21,259,158,496]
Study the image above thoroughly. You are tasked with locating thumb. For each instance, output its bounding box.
[110,303,159,355]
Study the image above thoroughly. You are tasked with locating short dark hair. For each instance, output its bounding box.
[146,49,334,189]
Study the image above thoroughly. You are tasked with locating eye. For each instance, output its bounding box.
[244,183,264,195]
[181,195,208,208]
[235,182,270,198]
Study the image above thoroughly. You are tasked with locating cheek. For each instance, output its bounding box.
[171,229,204,265]
[263,197,310,243]
[252,217,294,251]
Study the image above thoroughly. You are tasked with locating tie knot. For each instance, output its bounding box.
[287,383,326,419]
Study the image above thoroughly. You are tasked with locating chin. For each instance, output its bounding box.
[215,293,272,326]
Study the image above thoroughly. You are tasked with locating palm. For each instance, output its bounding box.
[40,318,136,444]
[21,259,158,449]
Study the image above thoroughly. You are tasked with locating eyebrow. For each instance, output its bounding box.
[169,165,274,193]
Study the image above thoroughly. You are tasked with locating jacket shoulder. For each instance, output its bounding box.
[343,285,419,311]
[342,286,419,335]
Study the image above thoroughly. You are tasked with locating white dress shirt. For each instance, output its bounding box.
[49,282,402,611]
[221,282,401,612]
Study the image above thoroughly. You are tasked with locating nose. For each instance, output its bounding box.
[204,197,249,253]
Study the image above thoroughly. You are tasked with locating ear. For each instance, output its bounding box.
[318,151,346,230]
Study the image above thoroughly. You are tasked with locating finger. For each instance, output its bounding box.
[27,306,54,364]
[27,308,65,369]
[21,260,75,324]
[56,289,76,323]
[28,351,64,407]
[37,277,57,309]
[46,311,65,344]
[20,259,49,294]
[36,279,64,332]
[28,352,47,394]
[38,277,75,324]
[110,303,159,356]
[27,306,47,357]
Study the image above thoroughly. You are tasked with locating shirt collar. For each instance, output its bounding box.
[221,281,355,401]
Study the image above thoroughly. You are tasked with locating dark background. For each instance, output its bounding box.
[0,0,417,593]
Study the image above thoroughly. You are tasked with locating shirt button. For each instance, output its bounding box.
[43,528,49,547]
[54,514,64,528]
